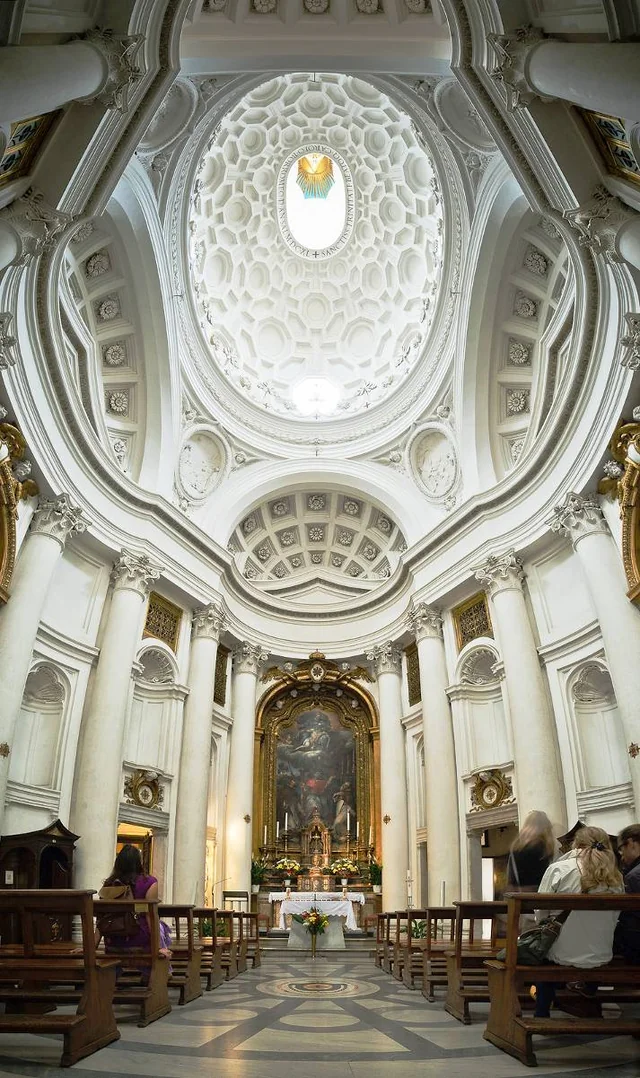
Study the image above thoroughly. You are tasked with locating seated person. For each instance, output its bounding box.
[96,845,171,972]
[614,823,640,963]
[533,826,623,1018]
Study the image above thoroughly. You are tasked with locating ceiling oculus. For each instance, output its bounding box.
[277,144,355,261]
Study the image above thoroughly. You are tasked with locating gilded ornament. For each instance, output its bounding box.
[470,769,514,812]
[124,769,164,809]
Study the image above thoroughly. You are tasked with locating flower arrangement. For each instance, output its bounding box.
[251,858,268,884]
[292,907,330,935]
[275,857,301,875]
[330,858,359,877]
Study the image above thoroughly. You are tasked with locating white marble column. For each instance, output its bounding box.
[490,30,640,118]
[550,492,640,811]
[475,552,565,831]
[173,602,225,904]
[224,641,268,895]
[0,494,86,827]
[407,603,461,905]
[367,641,409,912]
[72,550,161,889]
[0,31,143,125]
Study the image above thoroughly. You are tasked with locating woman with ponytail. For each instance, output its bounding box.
[533,826,623,1018]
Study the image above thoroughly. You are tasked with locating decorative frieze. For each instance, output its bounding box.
[405,642,421,705]
[214,643,230,706]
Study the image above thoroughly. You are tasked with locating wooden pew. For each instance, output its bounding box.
[216,909,239,979]
[158,905,202,1005]
[374,913,388,968]
[381,911,397,974]
[93,897,171,1026]
[391,911,410,981]
[484,892,640,1067]
[244,912,262,968]
[444,900,507,1024]
[401,909,429,990]
[193,908,224,991]
[232,910,248,973]
[421,906,456,1001]
[0,889,120,1068]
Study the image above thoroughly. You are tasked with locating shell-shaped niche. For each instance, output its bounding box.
[178,428,225,501]
[409,425,458,502]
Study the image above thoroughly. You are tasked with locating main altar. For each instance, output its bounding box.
[251,653,383,934]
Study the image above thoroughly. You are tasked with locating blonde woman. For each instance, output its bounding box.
[534,826,624,1018]
[508,810,556,891]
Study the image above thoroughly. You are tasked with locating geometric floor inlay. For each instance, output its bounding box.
[0,953,637,1077]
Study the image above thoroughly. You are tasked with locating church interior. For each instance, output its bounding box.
[0,0,640,1074]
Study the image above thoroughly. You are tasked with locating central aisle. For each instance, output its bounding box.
[0,955,638,1076]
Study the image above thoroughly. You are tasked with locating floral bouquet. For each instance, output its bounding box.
[330,858,358,877]
[275,857,301,876]
[293,906,330,956]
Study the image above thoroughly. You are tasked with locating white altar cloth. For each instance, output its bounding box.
[268,892,366,932]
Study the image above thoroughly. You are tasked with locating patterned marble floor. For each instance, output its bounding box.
[0,954,638,1077]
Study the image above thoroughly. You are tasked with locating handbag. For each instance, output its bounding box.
[96,882,141,938]
[497,904,571,965]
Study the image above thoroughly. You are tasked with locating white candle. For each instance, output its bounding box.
[346,810,350,833]
[263,825,267,845]
[276,821,280,839]
[440,880,446,905]
[285,812,288,832]
[369,826,373,846]
[356,821,360,839]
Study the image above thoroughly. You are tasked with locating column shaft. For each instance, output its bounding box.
[0,496,85,828]
[72,551,161,890]
[225,644,267,895]
[476,553,565,831]
[369,643,408,911]
[410,605,461,905]
[526,41,640,119]
[173,604,224,904]
[551,493,640,810]
[0,43,108,124]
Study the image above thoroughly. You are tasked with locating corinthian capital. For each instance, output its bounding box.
[0,187,72,268]
[111,549,162,598]
[233,640,269,675]
[620,312,640,371]
[549,491,609,547]
[31,494,87,547]
[487,26,548,112]
[563,186,633,263]
[407,602,443,642]
[192,602,226,640]
[475,550,525,597]
[83,29,144,113]
[366,641,402,676]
